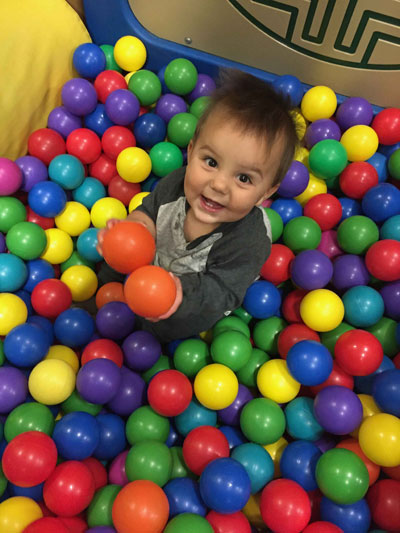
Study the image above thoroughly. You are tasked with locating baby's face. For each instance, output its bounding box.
[184,111,281,230]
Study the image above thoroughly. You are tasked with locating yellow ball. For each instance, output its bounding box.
[29,359,76,405]
[91,197,127,228]
[125,71,136,83]
[294,173,327,206]
[290,108,307,141]
[0,293,27,336]
[257,359,300,403]
[242,494,264,529]
[194,363,238,410]
[358,413,400,467]
[128,191,150,213]
[61,265,98,302]
[114,35,147,72]
[351,394,382,438]
[295,146,310,167]
[300,289,344,332]
[301,86,337,122]
[264,436,289,478]
[54,201,91,236]
[340,125,379,161]
[0,496,42,533]
[116,147,152,183]
[45,345,80,374]
[40,228,73,264]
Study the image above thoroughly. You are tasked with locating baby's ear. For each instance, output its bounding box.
[256,184,279,206]
[187,139,194,161]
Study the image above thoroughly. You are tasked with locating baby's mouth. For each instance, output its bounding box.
[201,195,224,211]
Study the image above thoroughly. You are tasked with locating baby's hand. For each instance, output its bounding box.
[146,273,183,322]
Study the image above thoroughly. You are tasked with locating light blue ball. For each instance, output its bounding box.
[0,253,27,291]
[48,154,85,190]
[231,442,274,493]
[72,177,106,209]
[174,400,217,437]
[380,214,400,241]
[285,396,324,441]
[342,285,384,327]
[77,227,102,263]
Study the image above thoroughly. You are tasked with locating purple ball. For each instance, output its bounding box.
[331,254,370,291]
[0,233,5,253]
[314,385,363,435]
[278,160,309,198]
[122,330,161,372]
[217,384,253,426]
[86,528,116,533]
[0,367,28,414]
[291,250,333,290]
[47,106,82,138]
[155,93,187,122]
[76,358,122,404]
[15,155,48,192]
[95,301,135,340]
[187,73,216,103]
[61,78,98,116]
[107,366,146,416]
[314,434,337,453]
[335,97,373,131]
[380,281,400,320]
[304,119,342,149]
[105,89,140,125]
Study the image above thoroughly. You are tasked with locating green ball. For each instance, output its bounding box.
[164,58,198,95]
[128,69,162,106]
[6,221,47,260]
[87,484,121,527]
[125,440,172,487]
[337,215,379,254]
[149,142,183,178]
[142,355,174,383]
[213,316,250,338]
[167,112,198,148]
[164,513,213,533]
[253,317,287,354]
[170,446,195,479]
[60,250,95,273]
[320,321,354,354]
[100,44,123,72]
[236,348,270,388]
[0,197,26,233]
[315,448,369,504]
[232,306,253,325]
[264,207,284,242]
[125,405,170,445]
[0,466,7,498]
[388,148,400,180]
[173,338,211,378]
[309,139,348,179]
[240,398,285,445]
[4,402,55,441]
[367,316,398,357]
[210,330,252,372]
[61,389,102,416]
[0,339,4,367]
[190,96,210,119]
[283,216,322,253]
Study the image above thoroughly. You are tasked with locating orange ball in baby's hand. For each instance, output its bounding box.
[124,265,176,318]
[102,221,155,274]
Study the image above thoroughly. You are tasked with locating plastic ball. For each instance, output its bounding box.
[48,105,82,138]
[28,128,66,165]
[334,328,383,376]
[290,249,333,290]
[340,125,379,161]
[319,497,371,533]
[116,146,152,183]
[388,148,400,180]
[61,78,98,116]
[304,119,341,149]
[242,280,281,319]
[163,478,207,519]
[28,359,75,405]
[210,330,252,372]
[76,358,121,404]
[231,442,274,493]
[300,289,344,332]
[331,253,369,291]
[48,154,85,190]
[73,42,106,78]
[260,243,295,285]
[0,496,43,533]
[4,322,50,368]
[314,385,363,435]
[95,281,125,308]
[270,197,302,225]
[101,125,136,160]
[257,359,300,403]
[94,413,126,461]
[342,285,384,327]
[277,160,309,198]
[301,86,337,122]
[0,196,26,232]
[286,340,333,386]
[371,107,400,145]
[125,405,169,445]
[96,301,135,340]
[52,411,100,461]
[283,216,322,253]
[147,369,192,417]
[309,140,348,180]
[303,193,342,231]
[60,265,98,302]
[0,253,28,292]
[91,197,127,228]
[279,440,321,491]
[359,413,400,467]
[164,58,198,95]
[128,69,162,106]
[66,128,102,165]
[194,364,238,411]
[272,74,303,106]
[149,141,183,177]
[0,158,22,195]
[365,239,400,281]
[167,112,198,148]
[0,293,27,336]
[133,113,166,150]
[367,479,400,531]
[90,153,118,185]
[105,89,140,126]
[6,221,47,260]
[182,426,230,476]
[372,369,400,417]
[362,182,400,224]
[40,228,73,264]
[125,440,172,486]
[28,181,67,218]
[240,398,285,445]
[339,161,379,199]
[55,201,91,237]
[114,36,147,71]
[294,173,327,206]
[94,70,127,103]
[335,96,373,130]
[122,330,161,372]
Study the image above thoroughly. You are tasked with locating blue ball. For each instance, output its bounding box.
[54,308,95,347]
[164,477,207,517]
[27,315,54,345]
[372,368,400,417]
[285,397,324,441]
[23,259,55,292]
[53,411,100,460]
[77,227,102,263]
[4,323,50,368]
[48,154,85,190]
[73,43,106,79]
[286,340,333,386]
[218,426,246,449]
[339,197,362,221]
[94,413,127,461]
[362,183,400,223]
[380,214,400,241]
[157,65,168,93]
[243,280,281,319]
[379,141,400,159]
[14,290,33,316]
[320,496,371,533]
[279,440,321,491]
[165,422,182,448]
[9,482,44,502]
[272,74,304,107]
[72,176,106,209]
[231,442,274,493]
[271,198,303,224]
[354,355,395,395]
[174,399,217,437]
[0,253,27,292]
[342,285,384,327]
[141,175,160,192]
[367,152,388,183]
[28,180,67,217]
[199,457,251,513]
[84,103,115,136]
[134,113,167,149]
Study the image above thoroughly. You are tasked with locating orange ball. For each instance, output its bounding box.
[336,438,380,486]
[102,221,156,274]
[124,265,176,318]
[95,282,125,308]
[112,480,169,533]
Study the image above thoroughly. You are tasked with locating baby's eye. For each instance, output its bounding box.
[237,174,252,184]
[205,157,217,168]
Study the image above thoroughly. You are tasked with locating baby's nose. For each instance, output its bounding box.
[210,173,229,193]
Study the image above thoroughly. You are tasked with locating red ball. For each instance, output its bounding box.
[206,510,251,533]
[367,479,400,531]
[102,125,136,160]
[28,128,66,165]
[183,426,230,476]
[309,361,354,396]
[334,329,383,376]
[66,128,102,165]
[365,239,400,282]
[260,244,295,285]
[108,175,141,205]
[94,70,128,103]
[371,108,400,145]
[281,289,308,323]
[2,431,57,487]
[303,193,342,231]
[89,153,118,185]
[27,207,55,230]
[31,279,72,319]
[58,516,87,533]
[102,221,156,274]
[260,479,311,533]
[339,162,379,199]
[82,457,108,490]
[278,323,320,359]
[147,369,192,417]
[24,517,69,533]
[81,338,124,367]
[382,464,400,481]
[303,522,343,533]
[393,352,400,369]
[124,265,176,318]
[43,460,95,517]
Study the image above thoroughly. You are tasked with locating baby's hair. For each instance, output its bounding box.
[192,69,298,185]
